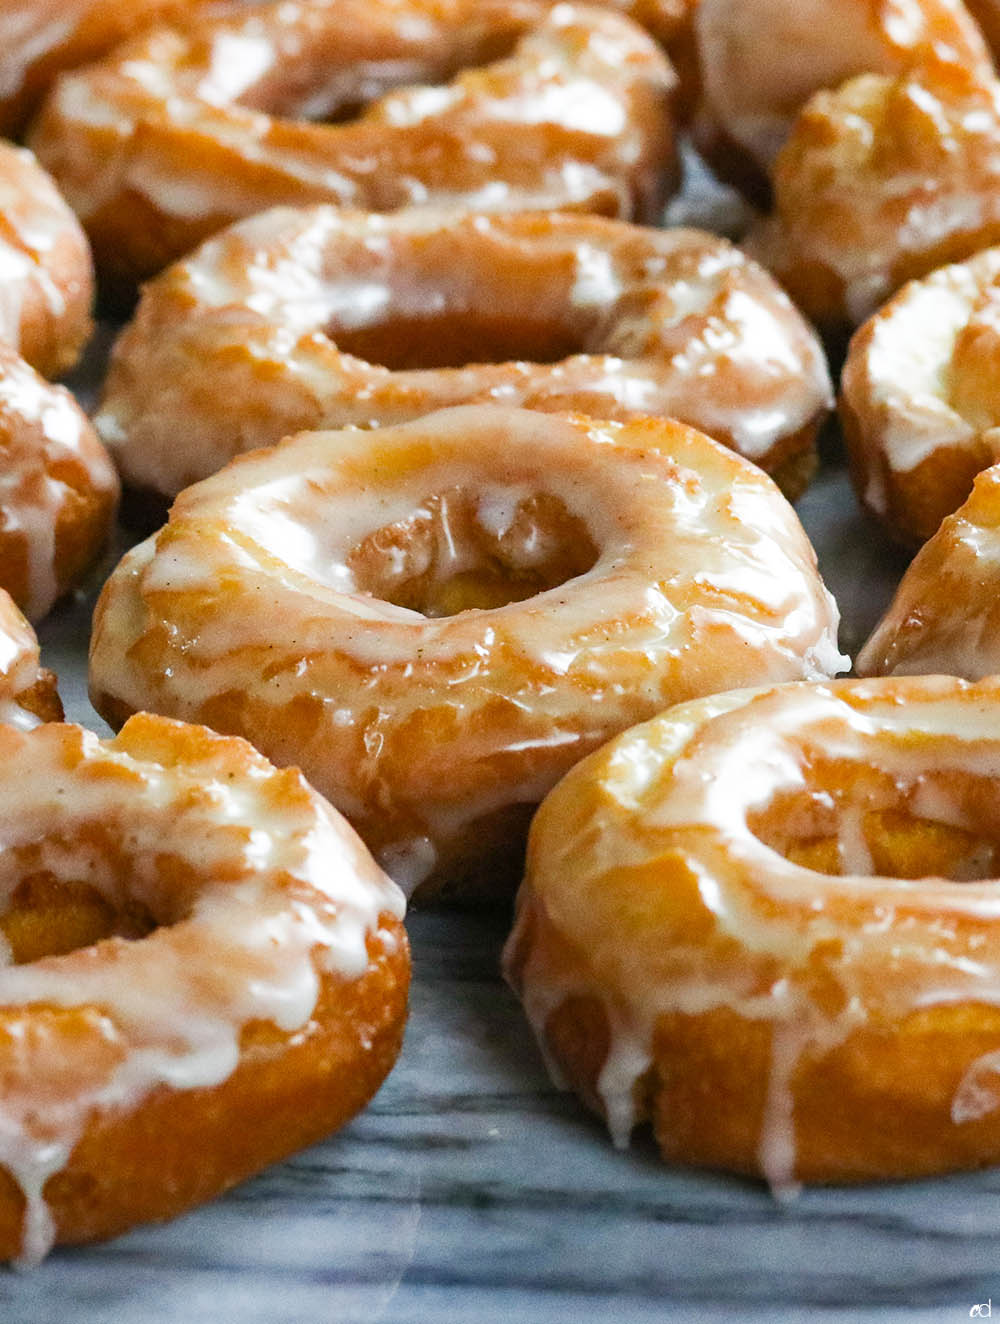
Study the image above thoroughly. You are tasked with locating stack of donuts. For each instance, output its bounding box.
[10,0,1000,1265]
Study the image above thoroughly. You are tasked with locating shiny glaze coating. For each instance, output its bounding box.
[857,463,1000,677]
[0,0,209,137]
[95,208,832,501]
[0,588,61,728]
[748,59,1000,327]
[694,0,992,184]
[842,246,1000,546]
[0,712,408,1264]
[88,406,847,901]
[504,676,1000,1185]
[0,344,119,620]
[30,0,677,289]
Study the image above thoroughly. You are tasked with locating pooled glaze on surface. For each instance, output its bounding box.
[30,0,677,288]
[504,676,1000,1187]
[88,405,846,899]
[842,245,1000,546]
[695,0,992,180]
[95,208,832,499]
[0,712,406,1265]
[0,587,60,728]
[748,59,1000,327]
[857,463,1000,677]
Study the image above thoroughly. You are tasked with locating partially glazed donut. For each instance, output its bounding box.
[0,588,61,727]
[504,676,1000,1185]
[842,246,1000,546]
[95,208,832,501]
[88,406,847,899]
[0,711,408,1263]
[30,1,676,289]
[0,140,118,617]
[694,0,993,188]
[857,463,1000,677]
[747,59,1000,327]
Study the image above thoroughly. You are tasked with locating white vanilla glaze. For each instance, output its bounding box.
[857,462,1000,679]
[0,588,52,729]
[95,207,832,498]
[695,0,992,174]
[504,677,1000,1189]
[90,405,846,895]
[0,713,404,1264]
[29,0,675,285]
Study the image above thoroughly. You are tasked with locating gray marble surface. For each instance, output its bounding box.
[1,239,993,1320]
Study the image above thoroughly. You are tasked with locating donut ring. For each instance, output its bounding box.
[0,0,205,138]
[0,588,61,728]
[29,1,677,290]
[693,0,993,190]
[968,0,1000,54]
[95,208,832,502]
[0,142,118,618]
[504,675,1000,1186]
[841,246,1000,547]
[0,711,408,1263]
[747,59,1000,328]
[857,463,1000,677]
[88,406,847,900]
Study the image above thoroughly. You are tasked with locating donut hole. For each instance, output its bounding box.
[747,763,1000,880]
[347,486,599,616]
[330,310,588,371]
[1,874,156,964]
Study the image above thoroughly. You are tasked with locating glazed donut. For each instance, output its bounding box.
[856,463,1000,677]
[0,0,210,138]
[747,59,1000,327]
[693,0,993,191]
[0,141,117,617]
[0,711,408,1263]
[0,139,92,380]
[0,345,119,619]
[504,675,1000,1185]
[842,246,1000,547]
[88,406,847,900]
[0,588,61,728]
[29,1,677,290]
[94,208,833,502]
[968,0,1000,52]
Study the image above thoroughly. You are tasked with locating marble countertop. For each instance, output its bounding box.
[1,297,995,1324]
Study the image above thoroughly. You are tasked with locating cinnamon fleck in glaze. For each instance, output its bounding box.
[95,208,832,500]
[0,588,61,729]
[88,406,847,900]
[748,59,1000,328]
[30,0,677,290]
[0,712,407,1265]
[505,676,1000,1186]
